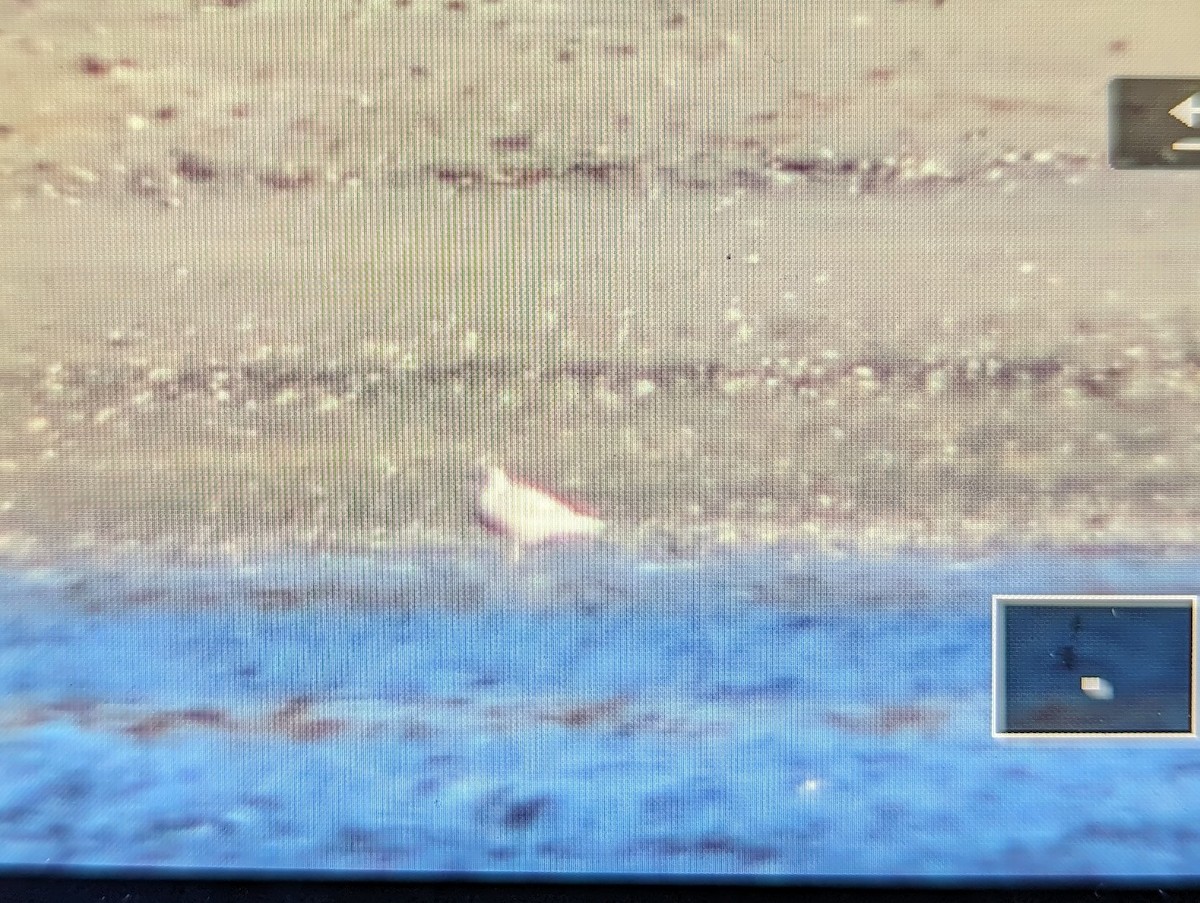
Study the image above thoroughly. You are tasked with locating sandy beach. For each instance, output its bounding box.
[3,3,1200,879]
[1,0,1199,558]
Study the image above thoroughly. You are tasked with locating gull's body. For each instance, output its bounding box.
[472,463,604,561]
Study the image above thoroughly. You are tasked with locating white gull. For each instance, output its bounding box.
[471,461,604,561]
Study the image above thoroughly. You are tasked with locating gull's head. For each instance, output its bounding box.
[471,457,508,492]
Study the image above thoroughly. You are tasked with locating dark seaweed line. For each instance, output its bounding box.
[19,355,1178,406]
[21,148,1098,203]
[149,153,1096,195]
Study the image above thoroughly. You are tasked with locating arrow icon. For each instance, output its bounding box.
[1168,92,1200,128]
[1111,79,1200,167]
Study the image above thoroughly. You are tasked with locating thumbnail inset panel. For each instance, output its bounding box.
[1109,78,1200,168]
[994,596,1197,737]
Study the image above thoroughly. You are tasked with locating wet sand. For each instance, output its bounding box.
[2,551,1199,874]
[1,0,1199,559]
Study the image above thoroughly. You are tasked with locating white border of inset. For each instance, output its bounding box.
[992,595,1199,740]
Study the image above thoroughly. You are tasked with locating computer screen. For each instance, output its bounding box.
[0,0,1198,883]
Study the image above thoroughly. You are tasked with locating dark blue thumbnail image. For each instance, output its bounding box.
[999,600,1193,735]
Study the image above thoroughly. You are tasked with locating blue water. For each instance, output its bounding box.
[0,548,1197,878]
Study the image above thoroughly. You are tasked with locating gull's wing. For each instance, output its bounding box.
[505,479,601,522]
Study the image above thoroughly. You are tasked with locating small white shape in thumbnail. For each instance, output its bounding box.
[1080,676,1115,701]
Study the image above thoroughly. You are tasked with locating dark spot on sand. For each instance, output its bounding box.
[48,699,100,721]
[433,166,476,187]
[178,708,228,726]
[125,715,175,739]
[175,153,219,183]
[1078,364,1127,399]
[78,55,112,76]
[259,168,316,191]
[825,704,949,736]
[543,696,629,728]
[782,615,817,631]
[496,166,551,187]
[492,134,532,153]
[639,836,779,865]
[402,721,433,740]
[503,797,549,829]
[568,161,635,183]
[275,695,315,721]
